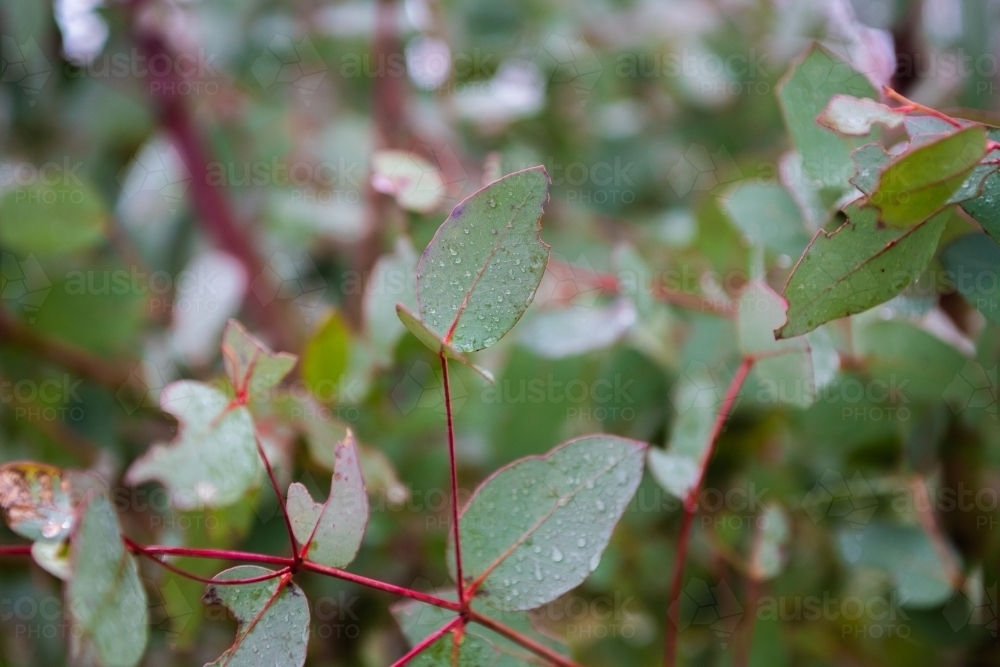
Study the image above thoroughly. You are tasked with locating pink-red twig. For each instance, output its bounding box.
[439,353,466,605]
[254,435,299,563]
[664,356,754,667]
[391,616,464,667]
[300,560,463,612]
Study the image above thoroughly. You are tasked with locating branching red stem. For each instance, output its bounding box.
[391,616,464,667]
[439,353,467,606]
[300,561,463,612]
[664,355,754,667]
[467,609,584,667]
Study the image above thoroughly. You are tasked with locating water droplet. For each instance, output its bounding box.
[488,198,496,208]
[551,547,564,563]
[578,537,587,547]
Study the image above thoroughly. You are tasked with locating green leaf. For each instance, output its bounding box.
[396,303,495,381]
[363,236,418,364]
[648,362,738,499]
[300,311,350,402]
[392,595,567,666]
[286,429,368,567]
[202,566,310,667]
[850,142,892,195]
[222,319,297,397]
[0,182,107,255]
[450,434,646,611]
[778,46,878,190]
[816,94,904,136]
[960,129,1000,243]
[777,203,949,338]
[748,503,790,581]
[940,233,1000,323]
[867,126,987,227]
[125,381,260,510]
[408,166,550,353]
[721,183,811,257]
[838,522,960,607]
[738,282,815,408]
[68,494,149,667]
[31,538,72,580]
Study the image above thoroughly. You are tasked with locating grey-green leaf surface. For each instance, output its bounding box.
[125,381,260,510]
[202,566,309,667]
[940,233,1000,323]
[0,182,107,256]
[850,143,892,195]
[777,203,949,338]
[450,435,646,611]
[867,126,987,227]
[414,166,550,353]
[222,320,297,396]
[286,430,368,567]
[838,522,959,607]
[68,494,148,667]
[778,46,878,190]
[961,129,1000,242]
[722,183,811,257]
[395,303,495,382]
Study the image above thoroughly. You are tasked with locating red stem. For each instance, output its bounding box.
[439,353,466,606]
[467,609,584,667]
[300,561,463,612]
[391,616,464,667]
[0,545,33,557]
[664,356,754,667]
[254,435,299,564]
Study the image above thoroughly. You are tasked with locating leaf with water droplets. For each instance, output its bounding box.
[396,303,495,382]
[776,202,949,339]
[202,566,310,667]
[68,493,149,667]
[286,429,368,567]
[449,434,646,611]
[125,381,260,510]
[392,594,567,666]
[403,166,550,355]
[0,462,78,541]
[222,319,297,397]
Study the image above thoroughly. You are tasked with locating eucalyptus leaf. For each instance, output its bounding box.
[867,126,987,227]
[449,434,646,611]
[777,203,949,338]
[0,182,107,256]
[68,494,148,667]
[816,94,904,136]
[221,319,297,397]
[300,311,350,403]
[125,381,260,510]
[406,166,550,354]
[286,430,368,567]
[202,566,309,667]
